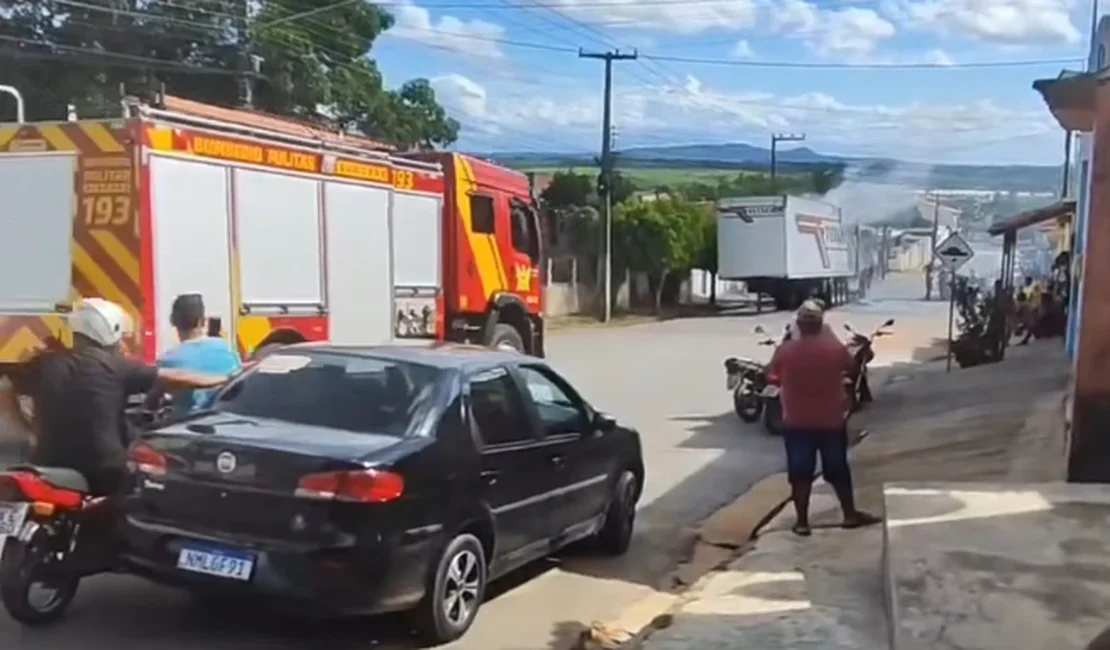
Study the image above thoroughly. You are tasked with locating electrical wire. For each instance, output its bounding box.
[42,0,1088,70]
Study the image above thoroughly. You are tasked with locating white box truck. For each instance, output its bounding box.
[717,195,855,310]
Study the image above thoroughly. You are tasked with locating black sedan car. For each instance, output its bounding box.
[119,344,645,644]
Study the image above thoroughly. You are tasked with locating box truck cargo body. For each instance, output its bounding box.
[717,195,854,310]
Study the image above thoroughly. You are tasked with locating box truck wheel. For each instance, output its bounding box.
[490,323,525,352]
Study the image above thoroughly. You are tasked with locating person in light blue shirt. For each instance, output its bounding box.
[157,294,240,416]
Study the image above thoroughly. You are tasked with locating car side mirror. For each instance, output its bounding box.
[593,412,617,433]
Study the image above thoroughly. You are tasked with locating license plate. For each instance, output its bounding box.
[0,503,28,537]
[760,386,780,398]
[176,544,255,582]
[726,374,742,391]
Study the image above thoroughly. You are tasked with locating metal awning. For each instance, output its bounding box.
[988,200,1075,236]
[1033,71,1098,132]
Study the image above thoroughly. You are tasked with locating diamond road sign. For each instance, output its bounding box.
[934,232,974,271]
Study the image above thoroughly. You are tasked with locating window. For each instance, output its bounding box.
[468,367,533,446]
[517,366,587,436]
[214,352,442,436]
[470,194,495,234]
[510,199,541,264]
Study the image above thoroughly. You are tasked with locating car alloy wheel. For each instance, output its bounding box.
[595,470,638,556]
[411,533,488,644]
[442,548,482,628]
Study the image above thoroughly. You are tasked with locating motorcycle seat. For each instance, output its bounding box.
[9,465,90,493]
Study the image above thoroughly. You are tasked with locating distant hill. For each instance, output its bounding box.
[482,142,1063,193]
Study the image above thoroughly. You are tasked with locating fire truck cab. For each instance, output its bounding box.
[0,94,545,369]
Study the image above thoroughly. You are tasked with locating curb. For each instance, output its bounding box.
[583,427,874,650]
[574,473,794,650]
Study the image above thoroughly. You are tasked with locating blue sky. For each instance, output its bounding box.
[364,0,1095,164]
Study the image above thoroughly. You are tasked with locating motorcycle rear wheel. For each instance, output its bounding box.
[733,389,763,423]
[0,534,80,625]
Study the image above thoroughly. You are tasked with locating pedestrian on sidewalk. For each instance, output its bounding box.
[768,300,883,537]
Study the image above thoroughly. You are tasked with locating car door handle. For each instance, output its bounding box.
[480,469,500,485]
[549,454,565,467]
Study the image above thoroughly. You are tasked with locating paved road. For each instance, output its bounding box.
[0,273,946,650]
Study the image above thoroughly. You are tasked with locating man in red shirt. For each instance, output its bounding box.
[768,300,881,536]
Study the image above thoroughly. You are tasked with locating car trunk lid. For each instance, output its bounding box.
[131,413,403,542]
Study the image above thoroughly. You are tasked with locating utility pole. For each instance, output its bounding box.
[927,192,941,300]
[1062,130,1074,198]
[770,132,805,185]
[579,48,637,323]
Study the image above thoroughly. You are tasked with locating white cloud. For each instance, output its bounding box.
[388,0,506,58]
[536,0,758,35]
[434,73,1058,162]
[922,48,955,65]
[889,0,1082,45]
[732,40,755,58]
[771,0,897,56]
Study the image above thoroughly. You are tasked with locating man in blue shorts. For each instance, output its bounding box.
[157,294,240,416]
[768,300,881,536]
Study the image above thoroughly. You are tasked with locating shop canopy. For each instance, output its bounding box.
[1033,71,1097,132]
[988,200,1075,237]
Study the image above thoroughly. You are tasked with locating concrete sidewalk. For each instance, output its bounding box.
[638,341,1071,650]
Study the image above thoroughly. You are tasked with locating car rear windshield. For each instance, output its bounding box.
[212,352,443,437]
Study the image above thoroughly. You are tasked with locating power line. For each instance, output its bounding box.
[641,53,1086,69]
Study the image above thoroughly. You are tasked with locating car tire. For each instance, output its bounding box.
[411,533,488,645]
[594,470,638,556]
[489,323,525,352]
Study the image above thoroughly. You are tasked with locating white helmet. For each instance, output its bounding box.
[71,298,131,347]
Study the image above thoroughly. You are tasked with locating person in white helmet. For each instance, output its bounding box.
[1,298,228,496]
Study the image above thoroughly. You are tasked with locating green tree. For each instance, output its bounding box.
[0,0,458,149]
[693,211,719,305]
[613,197,707,313]
[541,170,595,209]
[810,163,846,195]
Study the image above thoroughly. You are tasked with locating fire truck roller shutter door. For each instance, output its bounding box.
[0,152,77,315]
[390,191,443,339]
[233,168,324,311]
[148,156,233,356]
[324,180,392,345]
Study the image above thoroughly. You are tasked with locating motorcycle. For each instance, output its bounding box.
[842,318,894,413]
[722,325,786,434]
[723,326,782,424]
[0,402,169,624]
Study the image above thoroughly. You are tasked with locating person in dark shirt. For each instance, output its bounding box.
[768,300,882,537]
[0,298,228,496]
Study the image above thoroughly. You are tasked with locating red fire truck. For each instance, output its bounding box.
[0,93,545,370]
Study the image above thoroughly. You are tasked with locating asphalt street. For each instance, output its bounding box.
[0,272,946,650]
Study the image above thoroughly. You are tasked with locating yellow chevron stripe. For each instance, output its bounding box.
[79,122,125,154]
[73,242,130,309]
[0,126,17,150]
[0,327,46,363]
[147,126,173,151]
[37,125,79,152]
[89,230,140,282]
[455,156,506,295]
[238,317,273,354]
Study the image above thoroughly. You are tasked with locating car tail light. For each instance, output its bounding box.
[295,469,405,503]
[0,472,83,509]
[128,443,167,476]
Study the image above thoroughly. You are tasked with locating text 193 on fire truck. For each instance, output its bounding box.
[0,93,545,372]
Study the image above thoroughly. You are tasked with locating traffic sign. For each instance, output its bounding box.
[934,232,974,272]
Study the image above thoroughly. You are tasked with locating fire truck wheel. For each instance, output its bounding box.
[490,324,525,352]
